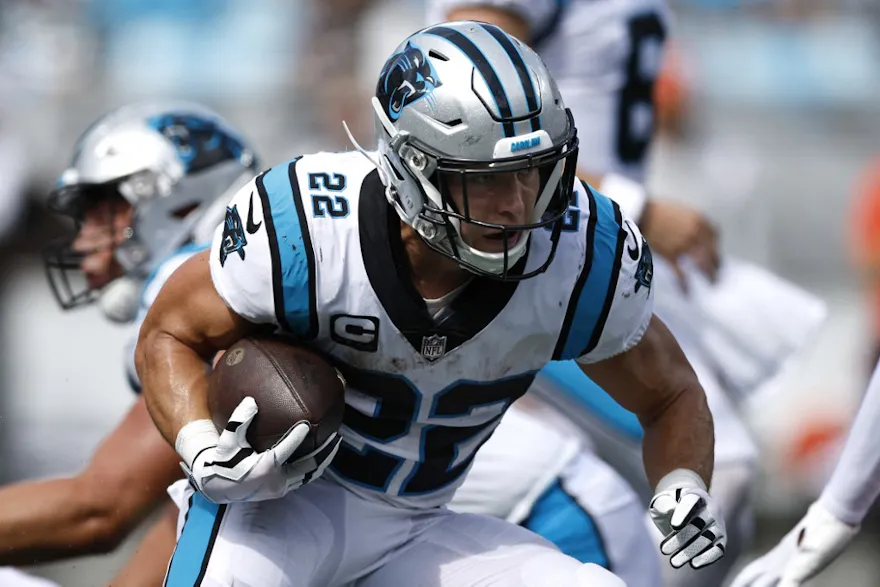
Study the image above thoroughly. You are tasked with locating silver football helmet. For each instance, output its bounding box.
[43,101,258,322]
[371,20,578,279]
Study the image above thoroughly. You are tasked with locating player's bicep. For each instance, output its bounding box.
[578,315,696,423]
[141,249,253,359]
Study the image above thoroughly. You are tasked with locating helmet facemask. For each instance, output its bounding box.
[375,102,579,281]
[42,180,133,311]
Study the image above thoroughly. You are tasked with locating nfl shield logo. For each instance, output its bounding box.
[421,334,447,362]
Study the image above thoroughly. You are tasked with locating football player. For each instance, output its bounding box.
[139,22,725,586]
[0,102,258,586]
[427,3,758,585]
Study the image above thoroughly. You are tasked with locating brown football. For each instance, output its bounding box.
[208,336,345,460]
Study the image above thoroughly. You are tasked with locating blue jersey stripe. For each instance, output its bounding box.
[582,198,626,355]
[558,187,625,360]
[164,493,225,586]
[257,159,317,339]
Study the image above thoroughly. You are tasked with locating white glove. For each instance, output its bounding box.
[731,502,859,587]
[649,469,727,569]
[176,396,341,504]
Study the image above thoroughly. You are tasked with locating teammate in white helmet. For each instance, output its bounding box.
[0,102,258,586]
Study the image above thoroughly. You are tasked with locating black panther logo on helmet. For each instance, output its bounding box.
[376,41,442,122]
[148,113,249,173]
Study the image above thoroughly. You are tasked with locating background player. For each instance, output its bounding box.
[731,355,880,586]
[0,101,259,586]
[139,22,726,587]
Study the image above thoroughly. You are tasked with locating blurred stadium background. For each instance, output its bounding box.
[0,0,878,584]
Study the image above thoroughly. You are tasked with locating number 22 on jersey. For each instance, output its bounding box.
[310,172,349,218]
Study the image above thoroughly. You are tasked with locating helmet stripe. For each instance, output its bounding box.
[479,24,541,132]
[423,26,516,137]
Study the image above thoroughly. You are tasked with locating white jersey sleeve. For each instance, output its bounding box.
[208,174,281,326]
[570,186,654,364]
[818,360,880,526]
[428,0,561,37]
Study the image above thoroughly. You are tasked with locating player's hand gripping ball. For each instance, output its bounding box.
[178,336,345,504]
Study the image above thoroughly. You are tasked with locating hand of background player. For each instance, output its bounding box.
[641,200,720,291]
[649,469,727,570]
[176,396,340,504]
[730,502,859,587]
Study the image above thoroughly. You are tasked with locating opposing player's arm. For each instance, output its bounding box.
[0,397,179,565]
[819,358,880,525]
[731,359,880,586]
[109,501,178,587]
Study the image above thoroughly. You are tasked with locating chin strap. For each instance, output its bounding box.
[342,120,390,187]
[342,118,417,232]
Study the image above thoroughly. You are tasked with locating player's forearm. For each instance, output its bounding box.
[0,477,123,565]
[640,383,715,491]
[137,329,212,447]
[819,359,880,526]
[581,317,716,489]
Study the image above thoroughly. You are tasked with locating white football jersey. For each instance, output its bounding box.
[428,0,672,182]
[209,151,653,508]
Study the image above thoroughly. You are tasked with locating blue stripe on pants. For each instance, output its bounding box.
[165,492,226,586]
[523,481,610,569]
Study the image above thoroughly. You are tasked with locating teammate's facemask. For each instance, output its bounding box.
[364,21,580,281]
[42,179,134,311]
